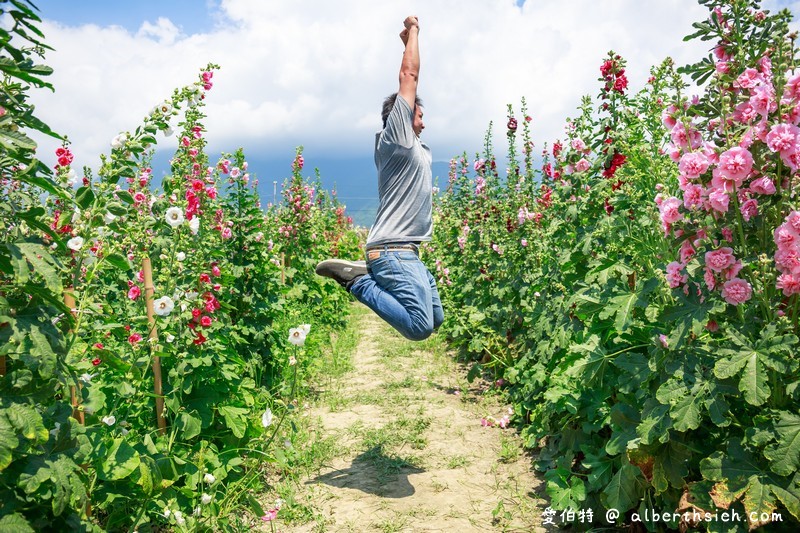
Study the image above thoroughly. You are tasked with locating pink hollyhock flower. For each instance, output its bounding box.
[679,151,709,178]
[708,188,730,212]
[740,198,759,221]
[200,316,212,327]
[774,224,798,249]
[659,334,669,348]
[571,138,586,152]
[766,123,800,154]
[474,158,485,172]
[679,239,696,263]
[721,227,734,242]
[683,183,704,210]
[671,122,702,150]
[721,278,752,305]
[666,261,687,289]
[492,243,502,255]
[662,104,679,129]
[575,158,590,172]
[205,187,218,199]
[659,197,683,224]
[749,177,776,195]
[221,227,233,239]
[704,267,717,291]
[521,238,528,247]
[736,68,762,89]
[724,260,743,280]
[713,147,753,188]
[706,320,719,332]
[666,144,681,163]
[200,273,211,284]
[211,265,221,277]
[133,192,147,205]
[128,285,141,300]
[457,236,466,249]
[775,248,800,275]
[128,333,143,345]
[732,101,758,124]
[777,273,800,295]
[705,247,736,272]
[750,84,777,117]
[783,71,800,100]
[785,211,800,233]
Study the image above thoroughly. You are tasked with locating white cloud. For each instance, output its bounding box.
[27,0,800,172]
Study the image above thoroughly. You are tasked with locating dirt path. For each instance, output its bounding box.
[271,304,552,532]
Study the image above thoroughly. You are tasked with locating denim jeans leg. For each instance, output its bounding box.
[349,251,437,341]
[427,269,445,330]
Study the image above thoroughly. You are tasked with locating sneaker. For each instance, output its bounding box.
[315,259,367,288]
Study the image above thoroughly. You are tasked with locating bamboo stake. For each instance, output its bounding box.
[142,257,166,435]
[280,252,286,284]
[0,355,5,377]
[64,288,85,425]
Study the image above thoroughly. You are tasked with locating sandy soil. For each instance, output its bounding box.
[271,304,553,532]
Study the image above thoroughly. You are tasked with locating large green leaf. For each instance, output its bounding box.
[601,462,648,514]
[7,242,63,293]
[176,411,202,440]
[652,440,691,493]
[4,403,48,444]
[0,514,35,533]
[218,405,249,438]
[97,438,140,480]
[764,411,800,476]
[544,468,587,510]
[714,326,797,406]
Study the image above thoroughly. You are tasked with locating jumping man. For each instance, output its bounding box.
[316,15,444,341]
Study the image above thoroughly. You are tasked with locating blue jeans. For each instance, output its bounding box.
[349,247,444,341]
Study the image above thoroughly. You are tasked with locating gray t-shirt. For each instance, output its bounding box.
[366,96,433,247]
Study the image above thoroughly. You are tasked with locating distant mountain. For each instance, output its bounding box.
[149,150,454,228]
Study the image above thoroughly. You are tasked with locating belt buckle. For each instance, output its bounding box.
[367,250,381,260]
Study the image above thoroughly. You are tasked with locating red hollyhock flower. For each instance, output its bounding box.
[92,358,102,366]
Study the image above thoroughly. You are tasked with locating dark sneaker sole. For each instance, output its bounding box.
[315,259,368,286]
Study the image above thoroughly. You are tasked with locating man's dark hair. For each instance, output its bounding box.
[382,92,423,129]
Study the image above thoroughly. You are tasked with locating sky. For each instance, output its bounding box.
[14,0,800,223]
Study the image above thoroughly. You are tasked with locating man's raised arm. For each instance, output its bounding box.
[398,16,420,109]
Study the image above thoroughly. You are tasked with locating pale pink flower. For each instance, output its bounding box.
[736,68,763,89]
[712,146,753,188]
[659,197,683,224]
[721,278,752,305]
[732,101,758,124]
[766,123,800,154]
[671,122,702,150]
[750,84,777,116]
[682,183,704,210]
[571,138,586,152]
[777,273,800,296]
[705,247,736,273]
[659,334,669,348]
[749,177,776,195]
[783,71,800,100]
[721,227,734,242]
[679,151,709,178]
[221,227,233,239]
[521,238,528,247]
[666,261,687,289]
[774,224,799,249]
[575,158,590,172]
[775,247,800,274]
[704,268,717,291]
[679,239,696,263]
[708,188,730,212]
[740,198,759,221]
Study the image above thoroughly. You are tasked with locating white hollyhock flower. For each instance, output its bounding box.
[79,373,97,384]
[102,415,116,426]
[154,296,175,317]
[158,100,172,114]
[111,133,127,149]
[300,324,311,335]
[176,252,186,261]
[189,217,200,235]
[165,207,184,228]
[67,236,84,251]
[201,493,212,505]
[165,333,176,343]
[261,408,273,428]
[164,125,174,137]
[104,211,117,224]
[288,326,307,347]
[203,473,216,484]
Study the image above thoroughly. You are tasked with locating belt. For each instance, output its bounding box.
[365,243,419,260]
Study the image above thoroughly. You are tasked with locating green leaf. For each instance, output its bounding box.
[544,468,586,510]
[218,405,248,438]
[7,243,63,293]
[176,411,202,440]
[652,440,691,494]
[137,455,161,495]
[75,186,95,209]
[5,403,48,443]
[0,513,35,533]
[117,190,135,204]
[0,127,37,150]
[601,462,648,513]
[98,437,140,480]
[104,253,130,271]
[764,411,800,476]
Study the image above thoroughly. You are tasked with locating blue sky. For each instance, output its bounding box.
[23,0,800,224]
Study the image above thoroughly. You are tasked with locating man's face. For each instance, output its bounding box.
[413,105,425,137]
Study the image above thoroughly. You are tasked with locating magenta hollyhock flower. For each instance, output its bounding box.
[128,285,141,300]
[200,316,212,327]
[211,265,221,277]
[678,151,709,178]
[721,278,752,305]
[705,247,736,273]
[128,333,143,345]
[199,273,211,284]
[749,177,776,195]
